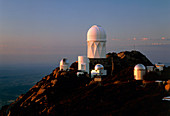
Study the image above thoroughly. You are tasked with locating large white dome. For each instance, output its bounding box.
[134,64,146,70]
[87,25,106,42]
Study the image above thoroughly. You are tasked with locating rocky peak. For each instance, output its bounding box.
[1,51,168,116]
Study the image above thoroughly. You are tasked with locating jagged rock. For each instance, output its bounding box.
[70,61,78,70]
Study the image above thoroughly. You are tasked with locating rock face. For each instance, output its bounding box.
[1,67,90,116]
[0,51,169,116]
[89,51,153,75]
[106,50,153,74]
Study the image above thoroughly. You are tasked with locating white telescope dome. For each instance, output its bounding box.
[60,58,69,65]
[134,64,146,80]
[134,64,146,70]
[95,64,104,70]
[60,58,69,71]
[87,25,106,42]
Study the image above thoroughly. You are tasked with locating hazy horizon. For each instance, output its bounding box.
[0,0,170,65]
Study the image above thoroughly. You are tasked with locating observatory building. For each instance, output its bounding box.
[146,66,154,72]
[78,56,89,73]
[60,58,69,71]
[134,64,146,80]
[87,25,108,76]
[155,63,165,71]
[91,64,107,78]
[78,25,108,77]
[87,25,106,58]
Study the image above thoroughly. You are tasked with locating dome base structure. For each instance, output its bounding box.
[87,41,106,58]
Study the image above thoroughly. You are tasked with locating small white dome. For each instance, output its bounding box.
[134,64,146,70]
[60,58,69,65]
[87,25,106,42]
[95,64,104,70]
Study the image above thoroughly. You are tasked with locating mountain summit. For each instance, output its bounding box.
[0,51,169,116]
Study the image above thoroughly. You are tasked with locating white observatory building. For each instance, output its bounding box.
[155,63,165,71]
[87,25,106,58]
[146,66,154,72]
[91,64,107,78]
[78,25,108,76]
[78,56,89,73]
[60,58,69,71]
[134,64,146,80]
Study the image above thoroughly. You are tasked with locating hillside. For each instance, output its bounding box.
[1,51,169,116]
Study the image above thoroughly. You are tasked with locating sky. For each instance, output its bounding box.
[0,0,170,66]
